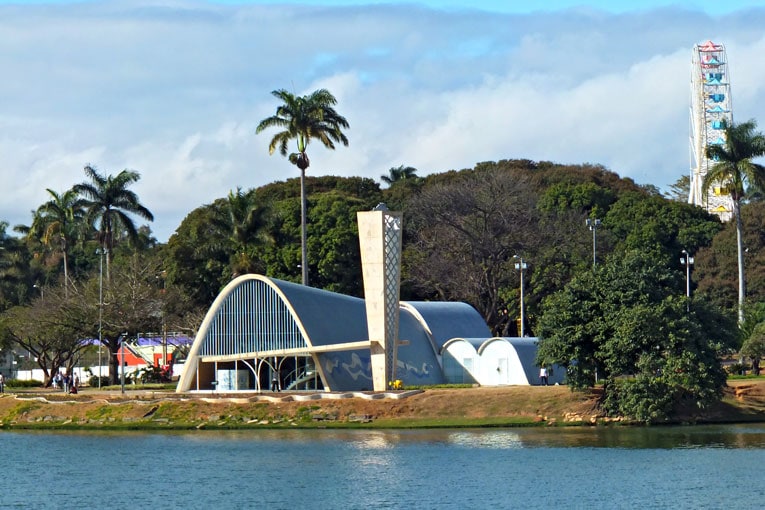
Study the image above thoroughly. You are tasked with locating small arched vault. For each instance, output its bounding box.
[440,337,564,386]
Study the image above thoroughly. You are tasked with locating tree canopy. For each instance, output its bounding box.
[536,250,735,422]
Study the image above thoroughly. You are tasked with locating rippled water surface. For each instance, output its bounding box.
[3,425,765,509]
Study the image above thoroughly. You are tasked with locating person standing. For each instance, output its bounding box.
[539,366,548,386]
[0,373,5,393]
[271,372,280,392]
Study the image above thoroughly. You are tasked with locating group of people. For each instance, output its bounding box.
[52,372,79,393]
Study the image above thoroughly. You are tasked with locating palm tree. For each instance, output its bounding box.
[208,188,274,278]
[29,188,87,296]
[381,165,418,186]
[73,165,154,280]
[704,118,765,323]
[256,88,349,286]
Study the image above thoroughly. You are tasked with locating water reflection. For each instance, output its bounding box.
[14,424,765,449]
[350,430,396,450]
[273,424,765,450]
[447,430,524,448]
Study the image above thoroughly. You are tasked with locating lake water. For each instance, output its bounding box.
[3,425,765,509]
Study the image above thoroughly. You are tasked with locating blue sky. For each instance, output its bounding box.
[6,0,761,13]
[1,0,765,241]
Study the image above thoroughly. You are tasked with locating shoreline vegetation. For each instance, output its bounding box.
[1,379,764,431]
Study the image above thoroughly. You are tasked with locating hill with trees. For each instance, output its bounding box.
[2,156,764,422]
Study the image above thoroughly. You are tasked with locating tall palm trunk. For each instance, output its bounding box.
[300,168,308,286]
[734,199,745,324]
[62,250,69,299]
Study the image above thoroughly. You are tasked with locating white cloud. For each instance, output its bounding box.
[2,1,765,240]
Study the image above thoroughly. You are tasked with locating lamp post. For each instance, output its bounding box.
[98,249,103,389]
[120,332,127,394]
[513,255,527,337]
[681,250,694,312]
[586,218,601,269]
[157,270,167,367]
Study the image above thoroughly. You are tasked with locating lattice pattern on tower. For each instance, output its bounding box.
[383,212,402,383]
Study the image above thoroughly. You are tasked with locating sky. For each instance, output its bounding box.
[2,0,765,242]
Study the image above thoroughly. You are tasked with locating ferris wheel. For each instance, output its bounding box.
[688,40,734,221]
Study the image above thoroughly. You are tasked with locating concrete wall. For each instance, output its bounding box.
[14,363,185,385]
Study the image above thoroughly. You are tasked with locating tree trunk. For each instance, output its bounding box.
[105,248,111,283]
[109,347,120,385]
[300,167,308,286]
[63,250,69,299]
[734,199,746,324]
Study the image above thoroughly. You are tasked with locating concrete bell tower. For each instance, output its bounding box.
[357,204,403,391]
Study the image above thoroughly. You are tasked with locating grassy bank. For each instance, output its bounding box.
[1,379,764,430]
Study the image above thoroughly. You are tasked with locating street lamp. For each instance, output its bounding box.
[157,270,168,367]
[681,249,694,312]
[120,332,128,394]
[586,218,601,269]
[98,249,104,389]
[513,255,527,337]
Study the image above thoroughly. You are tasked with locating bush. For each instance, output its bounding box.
[6,379,44,388]
[88,375,111,388]
[726,362,749,376]
[603,377,674,423]
[137,365,172,384]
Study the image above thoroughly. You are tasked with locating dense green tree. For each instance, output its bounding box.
[703,119,765,323]
[0,221,33,310]
[741,323,765,375]
[164,206,230,307]
[206,188,274,278]
[536,250,735,422]
[256,180,378,296]
[165,176,381,305]
[537,181,616,217]
[73,165,154,281]
[605,191,722,259]
[256,88,350,286]
[736,302,765,375]
[306,191,368,295]
[694,201,765,313]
